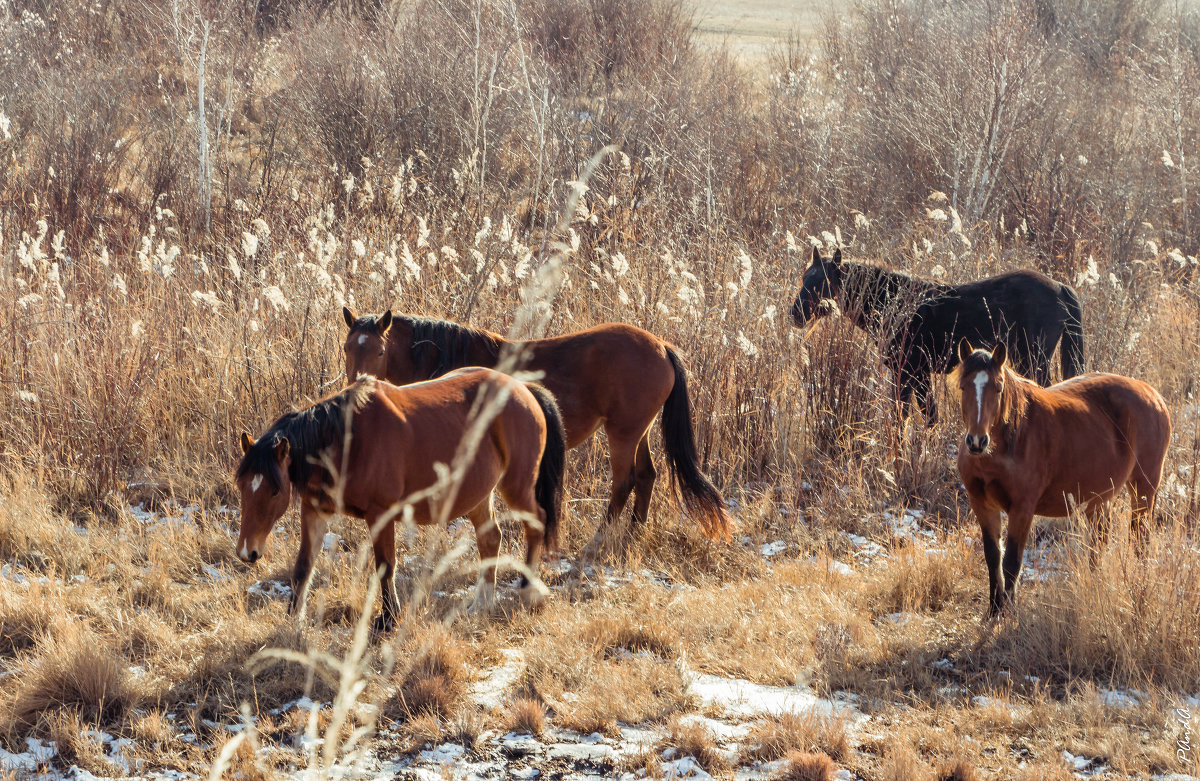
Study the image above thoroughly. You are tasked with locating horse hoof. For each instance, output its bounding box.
[468,584,497,614]
[371,615,394,634]
[519,582,547,609]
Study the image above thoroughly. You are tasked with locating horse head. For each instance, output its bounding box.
[957,339,1008,455]
[343,307,395,381]
[791,245,844,326]
[234,431,293,563]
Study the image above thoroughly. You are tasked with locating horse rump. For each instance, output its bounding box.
[1058,284,1085,379]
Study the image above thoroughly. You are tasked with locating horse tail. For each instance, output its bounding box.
[1059,284,1085,379]
[661,347,732,540]
[527,383,566,552]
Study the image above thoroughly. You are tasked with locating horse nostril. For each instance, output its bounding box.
[247,550,260,563]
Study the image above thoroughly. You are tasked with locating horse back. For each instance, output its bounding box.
[1050,373,1171,453]
[524,322,676,442]
[345,370,545,522]
[908,271,1072,373]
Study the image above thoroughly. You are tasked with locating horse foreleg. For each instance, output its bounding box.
[368,513,398,632]
[629,432,657,528]
[973,500,1006,616]
[1001,508,1036,608]
[289,502,328,623]
[468,496,500,613]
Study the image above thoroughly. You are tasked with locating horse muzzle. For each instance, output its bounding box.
[237,540,262,564]
[790,299,812,327]
[964,433,989,455]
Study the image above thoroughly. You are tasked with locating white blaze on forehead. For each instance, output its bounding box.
[357,334,368,345]
[251,474,263,493]
[973,371,989,424]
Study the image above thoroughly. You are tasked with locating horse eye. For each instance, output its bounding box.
[378,349,385,356]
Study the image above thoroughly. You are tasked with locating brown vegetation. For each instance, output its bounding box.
[0,0,1197,776]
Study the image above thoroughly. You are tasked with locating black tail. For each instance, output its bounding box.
[661,348,732,540]
[1059,284,1085,379]
[527,383,566,551]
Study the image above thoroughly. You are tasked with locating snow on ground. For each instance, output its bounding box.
[470,648,525,710]
[684,668,867,724]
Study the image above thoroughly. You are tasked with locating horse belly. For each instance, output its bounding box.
[443,448,507,519]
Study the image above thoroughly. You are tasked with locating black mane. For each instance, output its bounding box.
[236,379,373,491]
[401,315,502,378]
[843,261,949,325]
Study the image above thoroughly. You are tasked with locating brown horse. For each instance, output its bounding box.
[955,339,1171,615]
[341,308,731,543]
[234,369,567,630]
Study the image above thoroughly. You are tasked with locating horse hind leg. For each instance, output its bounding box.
[629,432,657,528]
[1127,474,1159,556]
[1083,499,1110,568]
[467,496,501,613]
[583,430,639,555]
[499,476,548,608]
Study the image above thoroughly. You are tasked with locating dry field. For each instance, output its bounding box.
[1,0,1200,779]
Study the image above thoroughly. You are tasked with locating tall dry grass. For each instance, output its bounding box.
[0,0,1198,776]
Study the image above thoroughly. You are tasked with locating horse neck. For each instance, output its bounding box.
[842,263,936,334]
[402,320,509,378]
[991,368,1033,449]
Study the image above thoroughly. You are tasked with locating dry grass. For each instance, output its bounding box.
[3,627,142,735]
[773,751,839,781]
[659,718,733,775]
[0,0,1197,776]
[503,696,547,736]
[742,712,849,763]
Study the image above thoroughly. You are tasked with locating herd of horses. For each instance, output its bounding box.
[234,246,1171,628]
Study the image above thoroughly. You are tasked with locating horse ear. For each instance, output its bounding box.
[958,338,973,363]
[275,437,290,463]
[378,309,393,335]
[240,431,255,454]
[343,306,356,329]
[811,245,821,266]
[992,341,1007,369]
[832,247,843,266]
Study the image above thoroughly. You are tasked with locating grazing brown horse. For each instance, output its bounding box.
[234,369,567,630]
[955,339,1170,616]
[341,308,731,542]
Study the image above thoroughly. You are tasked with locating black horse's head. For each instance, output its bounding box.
[790,245,845,326]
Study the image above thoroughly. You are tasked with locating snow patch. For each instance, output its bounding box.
[685,670,865,723]
[470,648,524,710]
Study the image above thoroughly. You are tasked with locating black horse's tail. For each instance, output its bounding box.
[1059,284,1085,379]
[661,348,732,540]
[527,383,566,551]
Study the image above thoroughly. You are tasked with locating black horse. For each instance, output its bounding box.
[790,246,1084,421]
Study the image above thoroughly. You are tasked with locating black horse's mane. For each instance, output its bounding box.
[844,260,949,300]
[236,378,375,491]
[401,315,503,378]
